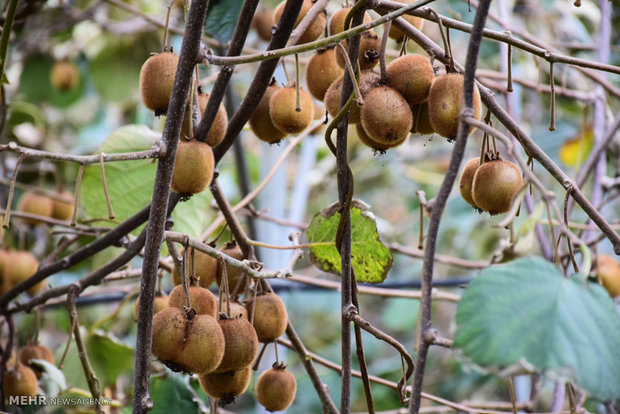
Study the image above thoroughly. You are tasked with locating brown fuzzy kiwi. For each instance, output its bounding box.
[335,31,382,71]
[329,7,371,35]
[216,242,246,294]
[198,366,251,405]
[50,60,80,92]
[151,307,186,362]
[170,139,215,195]
[51,189,74,221]
[250,82,288,143]
[388,0,424,41]
[306,47,345,101]
[360,86,412,145]
[214,316,259,373]
[410,101,435,135]
[17,192,54,225]
[245,292,288,342]
[596,254,620,298]
[172,246,218,288]
[0,248,10,295]
[386,54,435,106]
[19,344,54,378]
[181,93,228,146]
[4,251,43,296]
[3,363,38,397]
[355,123,407,152]
[228,301,249,319]
[428,73,481,139]
[471,160,523,215]
[168,285,217,317]
[177,314,225,374]
[252,5,274,41]
[459,158,481,209]
[273,0,326,44]
[133,291,169,321]
[139,52,179,116]
[324,70,381,124]
[256,364,297,412]
[269,85,314,134]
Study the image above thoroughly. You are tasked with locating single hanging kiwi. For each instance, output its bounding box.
[471,159,522,215]
[17,191,54,225]
[388,0,424,41]
[324,70,381,124]
[172,246,218,288]
[181,93,228,147]
[596,254,620,298]
[245,292,288,342]
[139,52,179,116]
[386,54,435,106]
[198,366,252,405]
[177,313,225,374]
[329,7,372,35]
[151,307,186,363]
[360,86,412,145]
[4,251,44,296]
[252,5,274,41]
[19,344,54,378]
[335,31,382,71]
[269,84,315,134]
[214,316,259,373]
[306,47,344,101]
[170,139,215,195]
[50,60,80,92]
[3,363,38,398]
[256,364,297,412]
[134,291,169,321]
[50,189,74,221]
[168,285,217,317]
[458,158,482,208]
[250,82,288,143]
[273,0,326,44]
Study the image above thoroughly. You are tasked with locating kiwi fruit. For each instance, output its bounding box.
[177,313,225,374]
[3,363,38,397]
[273,0,326,44]
[228,301,249,319]
[250,82,288,143]
[216,242,246,294]
[50,60,80,92]
[335,31,381,71]
[256,364,297,412]
[306,47,345,101]
[214,316,259,373]
[168,285,217,317]
[410,101,435,135]
[4,251,43,296]
[139,52,179,116]
[133,291,169,320]
[172,246,218,288]
[360,86,412,146]
[50,189,74,221]
[428,73,482,139]
[151,307,186,362]
[170,139,215,195]
[329,7,371,35]
[269,84,314,134]
[19,344,54,378]
[596,254,620,298]
[458,158,481,209]
[388,0,424,41]
[0,248,10,294]
[356,123,406,152]
[386,54,435,106]
[181,93,228,146]
[198,366,251,405]
[324,70,381,124]
[245,292,288,342]
[252,5,274,41]
[471,159,523,215]
[17,191,54,225]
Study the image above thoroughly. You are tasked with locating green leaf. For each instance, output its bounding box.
[454,256,620,401]
[305,200,393,284]
[29,359,67,390]
[204,0,244,44]
[171,190,214,240]
[150,373,203,412]
[85,330,135,386]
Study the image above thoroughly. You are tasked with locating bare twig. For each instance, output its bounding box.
[0,142,160,164]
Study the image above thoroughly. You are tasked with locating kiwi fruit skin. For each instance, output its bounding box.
[250,84,288,143]
[51,189,74,221]
[181,93,228,146]
[3,363,38,397]
[139,52,179,116]
[329,7,371,35]
[335,31,382,71]
[172,247,218,288]
[228,301,249,319]
[4,251,43,296]
[245,293,288,342]
[134,292,168,320]
[428,73,482,139]
[324,70,381,124]
[0,248,10,294]
[19,344,54,378]
[459,158,481,208]
[168,285,217,317]
[256,367,297,412]
[360,86,412,145]
[471,160,522,215]
[198,366,251,403]
[216,242,246,294]
[410,101,435,135]
[306,48,344,101]
[386,54,435,106]
[356,123,407,152]
[252,5,274,41]
[151,307,186,362]
[178,314,225,374]
[388,0,424,41]
[214,317,259,373]
[596,254,620,298]
[17,192,54,225]
[269,86,315,134]
[170,139,215,195]
[50,61,80,92]
[273,0,326,44]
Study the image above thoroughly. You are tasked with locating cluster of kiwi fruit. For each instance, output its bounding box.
[15,189,74,225]
[3,343,55,400]
[0,248,44,296]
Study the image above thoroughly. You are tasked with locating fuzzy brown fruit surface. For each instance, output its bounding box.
[360,86,412,145]
[306,47,344,101]
[214,317,259,372]
[324,70,381,124]
[0,249,10,294]
[335,31,382,71]
[459,158,481,208]
[198,366,251,405]
[245,293,288,342]
[428,73,481,139]
[19,344,54,378]
[388,0,424,41]
[134,292,168,320]
[329,7,371,35]
[17,192,54,225]
[269,86,314,134]
[51,189,74,221]
[386,54,435,106]
[471,160,522,215]
[596,254,620,298]
[250,84,288,143]
[172,246,218,288]
[273,0,326,44]
[151,307,186,362]
[139,52,179,116]
[168,285,217,317]
[410,101,435,135]
[4,251,43,296]
[252,5,274,41]
[170,139,215,195]
[50,61,80,92]
[177,314,225,374]
[3,364,38,397]
[356,123,407,152]
[181,93,227,146]
[256,366,297,412]
[216,242,246,295]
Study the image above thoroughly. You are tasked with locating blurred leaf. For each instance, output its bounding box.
[454,256,620,401]
[382,298,419,332]
[30,359,67,390]
[559,126,593,168]
[172,190,214,240]
[86,330,134,386]
[150,373,203,412]
[204,0,244,44]
[305,200,393,284]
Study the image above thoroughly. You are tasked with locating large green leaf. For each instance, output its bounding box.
[150,373,205,412]
[204,0,244,44]
[305,200,393,284]
[86,330,135,386]
[454,256,620,401]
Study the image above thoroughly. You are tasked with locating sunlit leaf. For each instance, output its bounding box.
[559,126,593,168]
[86,330,135,386]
